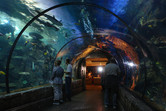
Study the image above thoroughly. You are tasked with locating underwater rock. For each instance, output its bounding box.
[37,60,44,63]
[18,72,30,75]
[150,36,166,48]
[15,47,24,50]
[0,83,16,87]
[0,36,10,47]
[13,56,25,59]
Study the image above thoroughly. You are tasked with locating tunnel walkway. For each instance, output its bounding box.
[0,83,154,111]
[43,85,114,111]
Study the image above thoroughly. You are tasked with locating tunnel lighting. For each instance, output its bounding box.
[124,62,137,67]
[98,67,103,72]
[128,62,134,67]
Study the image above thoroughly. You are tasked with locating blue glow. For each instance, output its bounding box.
[109,0,129,25]
[76,38,84,44]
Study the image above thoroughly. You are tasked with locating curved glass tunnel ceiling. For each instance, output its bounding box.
[0,0,166,110]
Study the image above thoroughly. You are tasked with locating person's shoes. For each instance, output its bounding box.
[53,102,60,105]
[113,106,116,109]
[104,105,109,108]
[53,100,60,105]
[60,100,64,103]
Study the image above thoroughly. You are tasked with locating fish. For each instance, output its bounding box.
[0,33,4,36]
[35,10,63,26]
[141,48,148,57]
[75,23,80,25]
[156,61,160,65]
[37,19,59,31]
[148,25,153,28]
[13,56,24,59]
[0,71,6,75]
[32,62,35,70]
[37,60,44,63]
[29,47,33,51]
[23,35,29,38]
[44,52,48,55]
[7,36,11,39]
[19,72,30,75]
[65,33,68,37]
[52,15,63,26]
[23,80,28,84]
[53,39,56,42]
[50,24,60,31]
[28,9,60,31]
[139,17,144,26]
[24,40,29,46]
[29,32,44,40]
[31,43,37,46]
[71,29,76,33]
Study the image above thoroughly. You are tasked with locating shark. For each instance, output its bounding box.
[35,10,63,26]
[28,8,60,31]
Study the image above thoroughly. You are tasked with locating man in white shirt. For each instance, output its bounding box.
[64,59,72,101]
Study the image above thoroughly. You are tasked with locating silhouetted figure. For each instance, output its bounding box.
[101,61,111,91]
[64,59,72,101]
[51,60,64,105]
[104,58,121,109]
[101,73,105,91]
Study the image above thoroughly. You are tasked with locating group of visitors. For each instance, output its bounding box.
[51,57,121,110]
[51,59,72,105]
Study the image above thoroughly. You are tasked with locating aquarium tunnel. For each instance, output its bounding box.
[0,0,166,111]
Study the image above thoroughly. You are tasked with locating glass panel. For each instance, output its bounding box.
[0,4,33,94]
[9,22,56,91]
[132,1,166,109]
[0,1,166,109]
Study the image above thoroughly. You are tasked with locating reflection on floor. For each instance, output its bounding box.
[43,85,117,111]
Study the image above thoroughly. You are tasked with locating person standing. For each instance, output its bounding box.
[64,59,72,101]
[104,58,121,109]
[51,60,64,105]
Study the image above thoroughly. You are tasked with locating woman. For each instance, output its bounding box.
[51,60,64,105]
